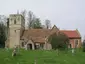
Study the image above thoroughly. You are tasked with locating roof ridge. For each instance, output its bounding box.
[60,30,76,31]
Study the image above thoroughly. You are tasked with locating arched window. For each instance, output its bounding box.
[11,18,12,21]
[14,30,16,33]
[17,17,19,21]
[69,44,71,48]
[75,40,78,48]
[14,19,16,24]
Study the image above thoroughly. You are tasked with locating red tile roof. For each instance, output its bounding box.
[61,30,81,38]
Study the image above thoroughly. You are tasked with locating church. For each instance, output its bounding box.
[5,14,82,50]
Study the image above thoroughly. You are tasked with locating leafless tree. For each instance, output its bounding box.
[0,15,7,25]
[27,11,35,28]
[45,19,51,29]
[21,10,27,19]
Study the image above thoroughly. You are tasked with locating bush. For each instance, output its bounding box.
[83,40,85,52]
[0,22,6,48]
[48,32,69,50]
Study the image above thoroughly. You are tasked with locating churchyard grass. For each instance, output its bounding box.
[0,48,85,64]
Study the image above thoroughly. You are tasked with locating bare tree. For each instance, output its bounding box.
[0,15,7,25]
[27,11,35,29]
[45,19,51,29]
[21,10,26,19]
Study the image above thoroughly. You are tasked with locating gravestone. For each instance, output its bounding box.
[25,44,28,50]
[72,48,75,56]
[12,49,17,57]
[12,46,17,57]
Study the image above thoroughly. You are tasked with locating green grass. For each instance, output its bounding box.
[0,48,85,64]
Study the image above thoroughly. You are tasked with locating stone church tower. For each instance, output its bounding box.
[6,14,25,48]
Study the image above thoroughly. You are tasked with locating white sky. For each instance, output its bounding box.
[0,0,85,39]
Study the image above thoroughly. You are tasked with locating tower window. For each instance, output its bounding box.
[11,18,12,21]
[14,19,16,24]
[14,30,16,33]
[17,17,20,21]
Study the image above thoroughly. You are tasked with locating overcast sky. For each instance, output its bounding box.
[0,0,85,40]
